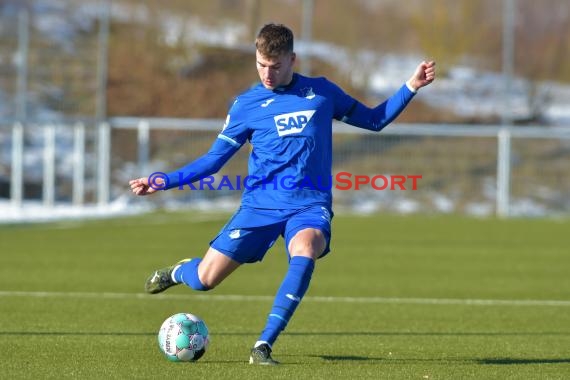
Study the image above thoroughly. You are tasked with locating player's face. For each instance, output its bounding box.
[256,50,296,90]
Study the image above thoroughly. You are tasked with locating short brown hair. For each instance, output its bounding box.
[255,23,294,58]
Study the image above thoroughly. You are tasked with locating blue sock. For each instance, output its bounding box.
[174,259,210,291]
[259,256,315,346]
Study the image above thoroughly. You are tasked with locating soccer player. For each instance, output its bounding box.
[129,23,435,365]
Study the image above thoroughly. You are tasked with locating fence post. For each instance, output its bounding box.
[300,0,314,76]
[496,128,511,218]
[10,123,24,207]
[12,8,28,209]
[137,119,150,175]
[73,122,85,206]
[43,124,56,207]
[97,122,111,206]
[16,8,29,123]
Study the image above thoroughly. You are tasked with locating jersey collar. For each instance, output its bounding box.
[273,73,299,92]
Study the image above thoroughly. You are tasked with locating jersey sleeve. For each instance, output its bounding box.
[163,138,240,190]
[217,98,251,148]
[162,98,249,190]
[321,78,360,121]
[334,83,416,132]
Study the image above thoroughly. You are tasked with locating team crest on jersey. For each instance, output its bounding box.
[274,110,316,137]
[301,87,316,99]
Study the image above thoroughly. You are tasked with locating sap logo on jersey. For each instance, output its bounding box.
[274,110,316,137]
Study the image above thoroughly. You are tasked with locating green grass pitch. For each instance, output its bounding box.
[1,211,569,379]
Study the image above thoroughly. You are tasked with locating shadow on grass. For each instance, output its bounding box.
[311,355,570,366]
[315,355,384,362]
[477,358,570,365]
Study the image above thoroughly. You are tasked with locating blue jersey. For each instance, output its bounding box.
[165,73,416,209]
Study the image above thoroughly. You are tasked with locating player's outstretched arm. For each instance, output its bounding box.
[340,60,436,132]
[406,61,436,92]
[128,136,241,196]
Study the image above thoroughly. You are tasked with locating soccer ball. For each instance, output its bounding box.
[157,313,210,362]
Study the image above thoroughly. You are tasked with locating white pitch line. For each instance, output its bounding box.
[0,290,569,307]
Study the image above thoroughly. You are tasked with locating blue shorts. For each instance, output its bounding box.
[210,205,333,263]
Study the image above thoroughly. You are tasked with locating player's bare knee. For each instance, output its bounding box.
[289,229,326,259]
[197,253,240,290]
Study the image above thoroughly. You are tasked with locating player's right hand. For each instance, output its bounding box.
[129,177,158,196]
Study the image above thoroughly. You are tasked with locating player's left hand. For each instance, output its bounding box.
[407,61,436,91]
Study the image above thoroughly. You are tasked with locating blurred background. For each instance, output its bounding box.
[0,0,569,222]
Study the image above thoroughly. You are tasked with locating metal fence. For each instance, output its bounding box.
[3,118,569,219]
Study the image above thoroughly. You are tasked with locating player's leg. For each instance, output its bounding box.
[144,247,241,294]
[288,228,327,259]
[175,247,242,290]
[251,206,332,365]
[250,228,326,364]
[145,207,282,294]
